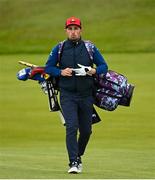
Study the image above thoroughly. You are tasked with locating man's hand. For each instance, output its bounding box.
[87,67,96,76]
[61,68,73,76]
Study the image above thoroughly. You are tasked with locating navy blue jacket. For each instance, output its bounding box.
[45,39,108,95]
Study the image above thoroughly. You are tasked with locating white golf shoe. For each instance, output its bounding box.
[68,161,79,174]
[77,156,82,173]
[77,163,82,173]
[68,157,83,174]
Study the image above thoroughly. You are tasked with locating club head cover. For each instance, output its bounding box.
[17,67,31,81]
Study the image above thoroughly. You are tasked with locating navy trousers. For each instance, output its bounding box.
[60,90,93,163]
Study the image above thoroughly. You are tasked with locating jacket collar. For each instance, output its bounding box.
[67,38,82,46]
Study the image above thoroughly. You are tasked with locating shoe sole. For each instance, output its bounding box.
[69,171,78,174]
[68,166,78,174]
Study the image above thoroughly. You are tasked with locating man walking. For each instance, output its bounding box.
[45,16,108,173]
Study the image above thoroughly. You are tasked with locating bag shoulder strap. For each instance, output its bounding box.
[58,40,66,62]
[83,40,94,61]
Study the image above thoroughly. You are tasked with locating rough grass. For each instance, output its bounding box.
[0,0,155,53]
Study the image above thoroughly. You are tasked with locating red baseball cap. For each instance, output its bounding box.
[65,16,82,28]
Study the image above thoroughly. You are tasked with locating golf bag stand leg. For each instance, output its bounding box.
[46,80,65,125]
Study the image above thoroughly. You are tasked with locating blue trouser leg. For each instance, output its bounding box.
[60,91,93,163]
[60,92,79,163]
[78,96,93,156]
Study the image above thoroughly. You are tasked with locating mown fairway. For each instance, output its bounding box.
[0,53,155,178]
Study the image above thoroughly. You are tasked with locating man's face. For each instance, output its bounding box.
[65,25,82,41]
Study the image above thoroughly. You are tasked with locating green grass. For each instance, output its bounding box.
[0,0,155,53]
[0,53,155,178]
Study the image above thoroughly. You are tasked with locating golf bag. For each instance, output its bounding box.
[17,66,101,125]
[58,40,134,111]
[17,67,61,111]
[94,70,134,111]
